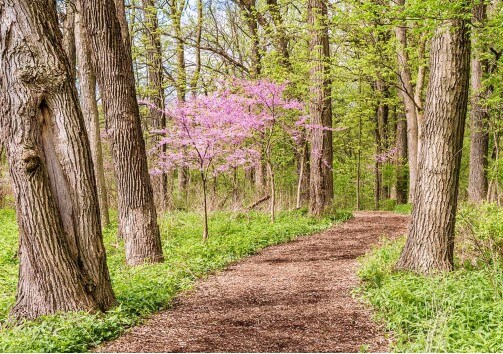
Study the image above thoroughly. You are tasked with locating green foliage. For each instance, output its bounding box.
[393,203,412,214]
[0,209,337,352]
[357,204,503,352]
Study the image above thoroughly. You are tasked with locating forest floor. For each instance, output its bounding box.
[97,211,409,352]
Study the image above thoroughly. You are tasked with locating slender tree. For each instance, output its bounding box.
[75,7,110,227]
[308,0,333,216]
[394,0,419,203]
[396,7,471,274]
[0,0,116,319]
[80,0,164,265]
[142,0,168,210]
[468,0,490,203]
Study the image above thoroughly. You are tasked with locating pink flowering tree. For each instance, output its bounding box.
[146,78,306,237]
[230,78,305,222]
[146,91,261,239]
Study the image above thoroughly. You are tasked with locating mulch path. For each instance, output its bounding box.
[97,211,409,353]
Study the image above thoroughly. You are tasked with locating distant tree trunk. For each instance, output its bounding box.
[170,0,189,196]
[266,0,290,69]
[468,0,489,204]
[81,0,164,265]
[75,8,110,227]
[189,0,203,96]
[295,141,309,209]
[142,0,168,210]
[394,0,418,203]
[373,105,382,210]
[395,111,408,204]
[308,0,333,216]
[396,15,470,274]
[0,0,116,319]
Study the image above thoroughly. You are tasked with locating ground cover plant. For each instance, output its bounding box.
[357,204,503,352]
[0,209,345,352]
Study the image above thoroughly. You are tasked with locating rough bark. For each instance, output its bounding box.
[0,0,115,319]
[308,0,333,216]
[394,0,418,203]
[142,0,168,210]
[396,15,470,274]
[62,1,76,79]
[80,0,164,265]
[468,0,489,203]
[114,0,132,58]
[75,8,110,227]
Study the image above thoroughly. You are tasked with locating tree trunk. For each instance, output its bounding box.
[395,111,408,204]
[308,0,333,216]
[189,0,203,95]
[75,8,110,227]
[394,0,418,203]
[0,0,116,319]
[396,15,470,274]
[142,0,168,210]
[468,0,489,203]
[62,1,76,80]
[80,0,164,265]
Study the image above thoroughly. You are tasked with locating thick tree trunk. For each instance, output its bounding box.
[468,0,489,203]
[308,0,333,216]
[0,0,116,319]
[394,0,418,203]
[395,111,408,204]
[396,15,470,274]
[75,8,110,227]
[80,0,164,265]
[142,0,168,210]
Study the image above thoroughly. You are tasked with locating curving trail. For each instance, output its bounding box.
[98,211,409,352]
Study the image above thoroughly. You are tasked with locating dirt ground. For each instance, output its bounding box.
[97,211,409,353]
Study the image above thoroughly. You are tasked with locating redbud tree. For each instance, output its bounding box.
[147,78,305,239]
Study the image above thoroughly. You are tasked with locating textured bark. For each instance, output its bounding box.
[142,0,168,210]
[80,0,164,265]
[394,0,418,203]
[114,0,132,58]
[62,1,76,80]
[468,0,489,203]
[75,8,110,227]
[0,0,115,319]
[395,111,408,204]
[308,0,333,216]
[396,15,470,274]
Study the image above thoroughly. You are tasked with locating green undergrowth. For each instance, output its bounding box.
[357,203,503,352]
[0,209,339,352]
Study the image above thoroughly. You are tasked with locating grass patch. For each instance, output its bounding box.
[393,203,412,214]
[357,204,503,352]
[0,209,336,352]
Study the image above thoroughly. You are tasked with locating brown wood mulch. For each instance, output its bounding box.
[96,211,409,353]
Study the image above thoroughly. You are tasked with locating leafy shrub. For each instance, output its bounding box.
[0,209,339,352]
